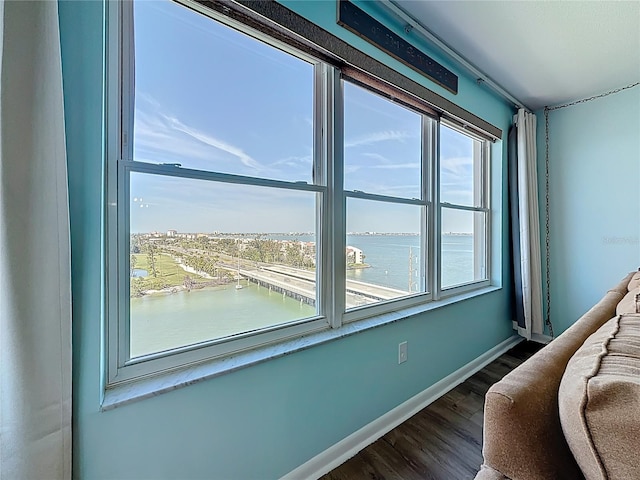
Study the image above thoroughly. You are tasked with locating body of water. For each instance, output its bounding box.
[130,235,475,357]
[131,281,314,357]
[345,234,474,290]
[132,268,148,278]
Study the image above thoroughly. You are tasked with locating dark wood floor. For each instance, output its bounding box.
[320,340,543,480]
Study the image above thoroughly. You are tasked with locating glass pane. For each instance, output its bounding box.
[441,208,487,288]
[132,1,314,183]
[129,172,318,358]
[346,198,424,310]
[343,82,422,199]
[440,125,482,207]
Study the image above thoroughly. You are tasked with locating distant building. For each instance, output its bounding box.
[167,229,177,237]
[346,246,364,264]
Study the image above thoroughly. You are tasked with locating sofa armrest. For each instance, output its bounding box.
[480,272,634,480]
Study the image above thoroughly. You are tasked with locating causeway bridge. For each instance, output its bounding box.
[219,262,407,309]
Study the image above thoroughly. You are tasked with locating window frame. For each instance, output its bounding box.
[105,0,494,388]
[107,0,336,385]
[340,77,439,323]
[437,120,492,298]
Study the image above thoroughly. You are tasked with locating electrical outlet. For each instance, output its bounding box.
[398,341,408,364]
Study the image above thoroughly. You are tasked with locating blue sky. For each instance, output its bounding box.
[130,1,477,234]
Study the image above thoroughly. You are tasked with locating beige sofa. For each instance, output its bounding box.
[475,271,640,480]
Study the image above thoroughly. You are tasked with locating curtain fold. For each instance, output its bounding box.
[508,125,525,331]
[0,1,72,478]
[510,109,544,339]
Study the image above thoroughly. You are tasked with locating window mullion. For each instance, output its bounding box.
[331,66,346,328]
[420,116,430,294]
[472,137,486,282]
[483,140,491,210]
[118,163,132,369]
[479,140,490,279]
[485,141,491,280]
[431,118,442,300]
[120,0,135,162]
[314,62,325,323]
[326,66,345,328]
[473,139,484,209]
[108,0,131,385]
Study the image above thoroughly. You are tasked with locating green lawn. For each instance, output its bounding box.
[131,253,206,295]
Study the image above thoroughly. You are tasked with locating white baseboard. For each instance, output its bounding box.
[280,334,523,480]
[530,333,553,344]
[512,321,552,344]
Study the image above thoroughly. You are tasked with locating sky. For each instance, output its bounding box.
[129,0,480,235]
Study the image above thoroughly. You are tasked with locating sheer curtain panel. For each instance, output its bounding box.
[512,109,544,339]
[0,1,72,478]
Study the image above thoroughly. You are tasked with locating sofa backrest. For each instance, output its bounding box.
[480,272,634,480]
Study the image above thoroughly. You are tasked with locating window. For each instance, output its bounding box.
[439,124,490,291]
[343,81,433,315]
[107,0,493,386]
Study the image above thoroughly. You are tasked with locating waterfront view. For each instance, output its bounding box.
[127,1,485,358]
[129,232,475,357]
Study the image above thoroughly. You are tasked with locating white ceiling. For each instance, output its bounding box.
[393,0,640,111]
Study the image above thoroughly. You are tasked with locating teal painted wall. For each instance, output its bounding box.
[60,1,515,478]
[536,86,640,335]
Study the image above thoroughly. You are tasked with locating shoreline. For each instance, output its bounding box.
[131,254,225,298]
[347,263,371,270]
[132,279,235,299]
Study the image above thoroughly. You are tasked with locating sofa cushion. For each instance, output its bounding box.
[558,314,640,480]
[616,287,640,315]
[628,271,640,291]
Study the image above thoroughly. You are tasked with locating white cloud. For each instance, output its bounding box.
[345,130,412,148]
[163,114,262,171]
[344,165,361,175]
[370,163,420,170]
[357,153,418,170]
[270,154,312,168]
[361,152,390,164]
[440,156,472,177]
[133,95,262,171]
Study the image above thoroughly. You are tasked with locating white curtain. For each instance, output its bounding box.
[0,1,72,478]
[515,109,544,338]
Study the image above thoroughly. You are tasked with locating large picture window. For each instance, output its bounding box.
[107,0,493,386]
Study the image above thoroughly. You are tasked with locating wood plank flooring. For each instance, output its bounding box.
[320,340,543,480]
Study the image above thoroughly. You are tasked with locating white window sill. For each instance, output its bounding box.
[101,285,501,411]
